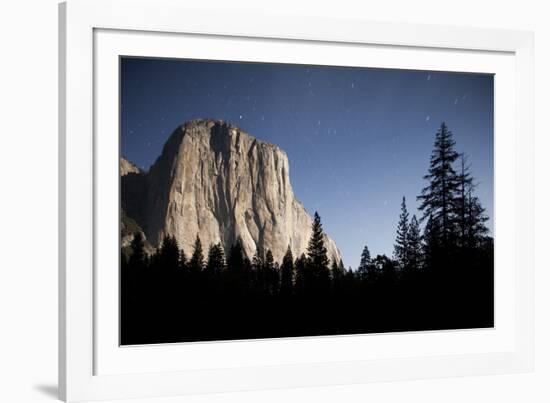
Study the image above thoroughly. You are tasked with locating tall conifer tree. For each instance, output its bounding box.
[357,245,372,282]
[226,240,248,293]
[406,215,422,272]
[455,154,474,248]
[158,235,180,270]
[393,197,410,269]
[264,249,279,295]
[307,212,330,291]
[188,235,204,275]
[418,122,460,246]
[279,246,295,296]
[465,190,489,248]
[453,154,489,249]
[205,243,225,278]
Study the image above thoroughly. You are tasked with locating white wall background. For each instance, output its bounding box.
[0,0,547,402]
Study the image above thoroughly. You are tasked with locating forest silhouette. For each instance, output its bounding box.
[121,122,494,345]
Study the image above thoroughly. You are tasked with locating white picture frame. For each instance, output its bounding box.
[59,0,534,401]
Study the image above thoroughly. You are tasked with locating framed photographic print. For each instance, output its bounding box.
[59,0,534,401]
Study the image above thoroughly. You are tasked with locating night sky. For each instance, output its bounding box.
[121,57,494,269]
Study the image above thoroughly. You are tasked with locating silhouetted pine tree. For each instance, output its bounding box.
[393,196,410,269]
[280,246,295,296]
[226,240,249,293]
[465,190,489,248]
[205,243,225,279]
[227,241,245,269]
[418,122,460,247]
[406,215,423,272]
[307,212,330,293]
[188,235,205,275]
[357,245,372,282]
[331,258,345,294]
[455,154,474,248]
[158,235,180,271]
[266,250,281,295]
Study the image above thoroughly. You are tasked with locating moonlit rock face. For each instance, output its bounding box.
[120,157,141,176]
[130,119,342,264]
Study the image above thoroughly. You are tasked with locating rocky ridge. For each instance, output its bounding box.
[122,119,342,265]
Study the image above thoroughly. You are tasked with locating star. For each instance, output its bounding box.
[454,98,459,105]
[351,82,355,89]
[239,115,243,120]
[427,74,431,81]
[425,115,431,122]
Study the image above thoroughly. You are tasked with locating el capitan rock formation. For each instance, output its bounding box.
[121,119,342,264]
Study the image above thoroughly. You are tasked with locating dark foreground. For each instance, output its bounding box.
[121,248,493,345]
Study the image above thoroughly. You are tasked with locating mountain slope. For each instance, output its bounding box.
[123,119,342,265]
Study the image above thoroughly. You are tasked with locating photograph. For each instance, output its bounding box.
[1,0,541,401]
[119,57,494,345]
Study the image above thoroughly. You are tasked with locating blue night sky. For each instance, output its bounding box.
[121,57,494,269]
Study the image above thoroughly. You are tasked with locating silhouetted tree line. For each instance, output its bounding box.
[121,122,493,345]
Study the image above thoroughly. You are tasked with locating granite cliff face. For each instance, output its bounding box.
[122,119,342,264]
[120,157,141,176]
